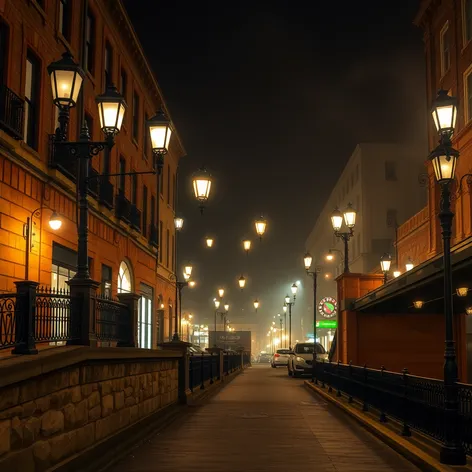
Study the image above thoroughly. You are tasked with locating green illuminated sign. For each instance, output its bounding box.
[315,320,338,329]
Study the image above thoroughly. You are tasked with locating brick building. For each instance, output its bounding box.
[0,0,185,347]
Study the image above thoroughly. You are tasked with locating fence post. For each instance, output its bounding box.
[67,278,100,346]
[379,366,387,423]
[12,281,38,355]
[321,361,326,388]
[189,356,194,393]
[200,352,205,390]
[362,363,369,412]
[328,360,333,393]
[336,360,342,397]
[348,361,353,403]
[210,352,214,384]
[116,292,140,348]
[207,347,223,381]
[402,368,411,436]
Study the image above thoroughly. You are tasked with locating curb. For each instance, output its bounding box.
[304,380,461,472]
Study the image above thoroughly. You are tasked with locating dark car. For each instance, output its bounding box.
[259,353,272,363]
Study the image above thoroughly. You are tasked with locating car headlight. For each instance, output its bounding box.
[295,356,305,363]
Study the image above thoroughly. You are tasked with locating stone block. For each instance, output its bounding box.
[10,416,22,450]
[99,380,113,396]
[23,417,41,446]
[21,401,36,418]
[0,386,19,411]
[75,400,88,427]
[51,389,72,409]
[124,396,135,407]
[152,381,159,397]
[101,394,114,417]
[37,371,69,398]
[119,407,130,428]
[41,410,64,437]
[114,391,125,410]
[33,440,51,470]
[1,446,35,471]
[63,403,75,430]
[0,405,23,420]
[88,391,100,409]
[76,423,95,452]
[69,368,80,386]
[35,396,51,414]
[130,405,139,424]
[81,383,94,398]
[124,386,134,397]
[19,381,37,404]
[95,413,119,441]
[0,419,11,455]
[89,406,101,422]
[70,386,81,403]
[49,430,76,464]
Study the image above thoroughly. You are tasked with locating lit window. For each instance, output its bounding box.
[117,261,132,293]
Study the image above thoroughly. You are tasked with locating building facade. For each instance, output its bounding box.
[0,0,184,347]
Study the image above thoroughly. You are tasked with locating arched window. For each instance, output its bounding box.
[117,260,132,293]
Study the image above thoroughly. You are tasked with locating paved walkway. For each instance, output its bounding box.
[111,365,419,472]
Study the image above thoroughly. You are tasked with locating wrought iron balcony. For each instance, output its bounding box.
[130,204,142,232]
[115,190,131,223]
[0,84,24,140]
[48,135,77,181]
[99,179,114,209]
[88,166,100,197]
[149,223,158,247]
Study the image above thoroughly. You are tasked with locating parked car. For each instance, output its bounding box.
[271,349,291,367]
[259,353,272,364]
[287,342,327,377]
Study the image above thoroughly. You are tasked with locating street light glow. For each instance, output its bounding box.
[48,212,62,230]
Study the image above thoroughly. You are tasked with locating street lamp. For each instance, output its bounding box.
[303,252,322,384]
[291,283,298,299]
[429,89,465,465]
[238,275,246,290]
[205,237,214,248]
[282,305,288,348]
[393,269,401,278]
[188,280,196,288]
[255,217,267,240]
[174,217,184,231]
[330,204,356,273]
[218,288,225,298]
[214,299,220,309]
[147,108,172,157]
[243,239,251,254]
[284,291,295,349]
[184,264,193,277]
[224,303,229,312]
[183,272,190,281]
[192,167,212,214]
[253,299,259,312]
[405,257,414,272]
[380,253,392,284]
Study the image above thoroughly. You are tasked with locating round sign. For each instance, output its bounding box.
[318,297,337,318]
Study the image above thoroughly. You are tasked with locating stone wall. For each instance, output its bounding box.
[0,348,180,471]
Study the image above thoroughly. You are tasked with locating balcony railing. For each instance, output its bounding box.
[130,204,142,232]
[149,223,158,247]
[115,190,131,223]
[48,135,77,181]
[99,179,114,209]
[88,166,100,197]
[0,84,24,140]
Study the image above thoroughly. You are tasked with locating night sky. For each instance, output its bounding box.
[124,1,426,338]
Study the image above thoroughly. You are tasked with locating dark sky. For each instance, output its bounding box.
[124,0,426,337]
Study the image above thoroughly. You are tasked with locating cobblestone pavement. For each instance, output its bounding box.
[110,364,419,472]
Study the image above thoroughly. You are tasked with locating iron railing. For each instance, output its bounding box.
[35,287,76,343]
[130,204,142,232]
[115,191,131,222]
[0,293,19,350]
[149,223,158,247]
[99,179,114,209]
[49,135,77,181]
[0,84,24,140]
[189,353,217,392]
[223,353,241,375]
[88,166,100,197]
[94,294,129,343]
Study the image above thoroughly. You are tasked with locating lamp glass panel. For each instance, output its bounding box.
[150,125,172,152]
[331,214,343,231]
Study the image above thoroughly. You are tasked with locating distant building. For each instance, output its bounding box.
[305,143,426,346]
[0,1,184,347]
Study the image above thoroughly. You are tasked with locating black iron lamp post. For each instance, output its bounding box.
[253,299,259,312]
[173,263,195,342]
[282,304,287,348]
[255,216,267,241]
[429,89,465,465]
[380,253,392,284]
[192,167,212,214]
[304,252,322,384]
[330,204,357,273]
[285,283,297,349]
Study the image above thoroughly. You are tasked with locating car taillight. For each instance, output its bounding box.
[274,353,280,357]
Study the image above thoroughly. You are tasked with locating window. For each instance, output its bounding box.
[166,165,171,204]
[465,0,472,43]
[85,11,95,75]
[143,113,149,159]
[385,161,397,181]
[172,173,176,209]
[24,51,40,150]
[151,195,156,227]
[143,186,148,236]
[466,71,472,122]
[120,68,127,99]
[117,261,132,293]
[119,156,126,192]
[159,221,163,263]
[51,264,76,292]
[104,41,113,87]
[59,0,72,43]
[101,264,112,297]
[440,22,451,76]
[166,229,170,267]
[131,172,137,204]
[132,91,139,142]
[0,21,9,85]
[171,234,175,271]
[138,284,153,349]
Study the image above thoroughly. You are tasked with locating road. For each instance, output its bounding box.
[110,364,419,472]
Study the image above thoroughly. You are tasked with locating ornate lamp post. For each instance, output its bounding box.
[283,304,287,348]
[173,263,193,342]
[304,252,322,383]
[205,237,214,248]
[192,167,212,214]
[255,217,267,240]
[380,253,392,284]
[284,283,297,350]
[218,288,225,299]
[253,299,259,312]
[238,276,246,290]
[429,89,465,465]
[330,204,356,273]
[243,239,251,255]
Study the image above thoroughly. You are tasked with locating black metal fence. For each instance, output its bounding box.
[94,294,129,344]
[0,84,24,140]
[314,361,472,454]
[189,353,219,392]
[0,293,20,350]
[223,353,241,375]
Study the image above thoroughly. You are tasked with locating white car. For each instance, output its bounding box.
[287,342,327,377]
[271,349,291,367]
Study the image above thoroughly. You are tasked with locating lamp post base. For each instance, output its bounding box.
[171,333,180,342]
[440,445,466,465]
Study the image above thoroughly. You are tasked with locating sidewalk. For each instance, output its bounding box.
[110,365,419,472]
